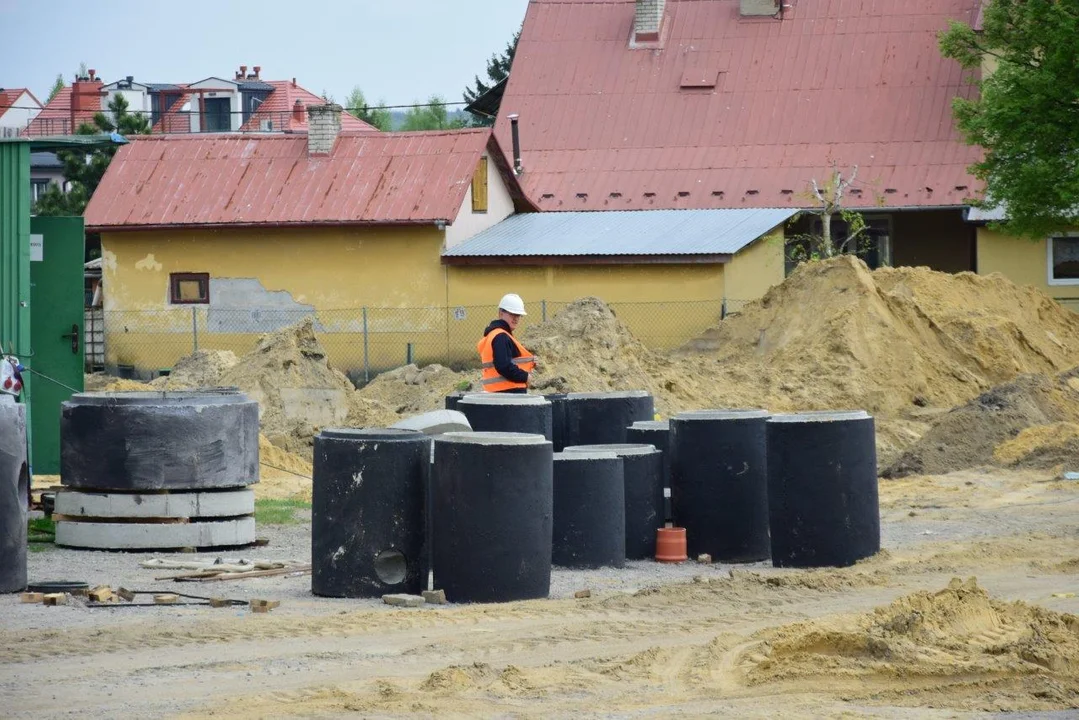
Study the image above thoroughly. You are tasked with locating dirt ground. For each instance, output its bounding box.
[3,467,1078,719]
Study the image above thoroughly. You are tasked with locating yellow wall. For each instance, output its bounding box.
[101,226,448,374]
[724,230,785,306]
[977,228,1079,310]
[102,224,789,374]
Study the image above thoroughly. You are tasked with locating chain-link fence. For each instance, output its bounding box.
[102,298,754,384]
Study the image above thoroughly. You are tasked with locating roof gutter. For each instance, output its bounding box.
[442,253,733,266]
[87,219,455,233]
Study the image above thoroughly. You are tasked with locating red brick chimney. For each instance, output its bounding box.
[253,65,261,80]
[72,69,104,112]
[292,99,305,124]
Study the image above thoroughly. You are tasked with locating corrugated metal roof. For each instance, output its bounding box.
[443,208,796,257]
[494,0,984,212]
[85,129,504,230]
[966,205,1007,222]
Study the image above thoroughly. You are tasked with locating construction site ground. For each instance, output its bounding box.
[3,467,1078,718]
[5,257,1079,717]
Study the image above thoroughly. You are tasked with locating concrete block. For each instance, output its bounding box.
[391,410,471,437]
[20,592,43,603]
[574,589,592,599]
[697,553,713,564]
[422,589,447,605]
[382,593,425,608]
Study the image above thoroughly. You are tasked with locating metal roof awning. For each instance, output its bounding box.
[442,208,797,265]
[965,205,1007,223]
[0,132,128,152]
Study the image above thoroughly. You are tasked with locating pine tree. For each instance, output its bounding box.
[463,29,520,126]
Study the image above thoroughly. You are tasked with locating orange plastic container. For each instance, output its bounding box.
[656,527,688,563]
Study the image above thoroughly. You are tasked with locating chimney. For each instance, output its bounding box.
[293,99,305,124]
[307,104,341,155]
[740,0,779,16]
[71,71,104,112]
[508,113,523,175]
[634,0,666,42]
[237,65,247,80]
[253,65,261,80]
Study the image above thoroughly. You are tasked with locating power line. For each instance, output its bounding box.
[4,100,474,114]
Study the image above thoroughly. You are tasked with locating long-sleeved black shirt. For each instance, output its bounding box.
[482,319,529,390]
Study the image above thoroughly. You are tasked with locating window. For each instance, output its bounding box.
[1049,235,1079,284]
[471,157,488,213]
[30,180,51,203]
[169,273,210,304]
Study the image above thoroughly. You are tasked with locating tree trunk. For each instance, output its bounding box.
[821,212,834,257]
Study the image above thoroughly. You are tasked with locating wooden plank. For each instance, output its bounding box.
[20,592,44,603]
[154,594,180,604]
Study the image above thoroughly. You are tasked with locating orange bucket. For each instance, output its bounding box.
[656,527,687,563]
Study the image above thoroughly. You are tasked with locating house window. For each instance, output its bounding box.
[30,180,51,203]
[471,157,488,213]
[169,273,210,304]
[1049,235,1079,284]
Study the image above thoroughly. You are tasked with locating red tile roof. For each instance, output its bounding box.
[24,86,99,135]
[494,0,983,211]
[0,88,42,111]
[152,90,192,134]
[241,81,377,133]
[85,129,518,230]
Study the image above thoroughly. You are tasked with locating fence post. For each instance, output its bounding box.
[362,306,370,384]
[406,342,414,365]
[721,297,728,320]
[192,306,198,352]
[542,299,547,323]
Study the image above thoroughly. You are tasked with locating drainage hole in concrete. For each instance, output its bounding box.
[374,549,407,584]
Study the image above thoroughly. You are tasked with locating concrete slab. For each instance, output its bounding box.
[391,410,471,436]
[55,517,256,550]
[382,593,425,608]
[55,489,254,519]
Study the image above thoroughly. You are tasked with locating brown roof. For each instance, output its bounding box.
[494,0,983,211]
[0,88,42,112]
[241,81,377,133]
[85,129,524,231]
[25,87,98,135]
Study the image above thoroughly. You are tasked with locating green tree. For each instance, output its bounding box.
[343,86,392,131]
[46,73,65,103]
[34,93,151,216]
[400,95,468,131]
[940,1,1079,238]
[463,28,520,126]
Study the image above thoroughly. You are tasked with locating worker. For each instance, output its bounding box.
[477,293,536,393]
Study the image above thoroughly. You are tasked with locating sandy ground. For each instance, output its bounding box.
[1,468,1078,718]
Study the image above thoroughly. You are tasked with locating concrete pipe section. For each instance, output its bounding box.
[312,428,431,598]
[563,443,663,560]
[563,391,654,447]
[544,394,569,451]
[432,432,553,603]
[669,410,772,563]
[60,390,259,491]
[457,394,553,440]
[55,390,259,551]
[552,451,625,569]
[627,419,671,522]
[0,396,28,593]
[766,411,880,568]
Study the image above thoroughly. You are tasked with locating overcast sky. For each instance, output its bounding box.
[0,0,530,110]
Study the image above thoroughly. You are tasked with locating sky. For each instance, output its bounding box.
[0,0,530,110]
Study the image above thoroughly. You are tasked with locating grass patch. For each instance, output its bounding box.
[28,516,55,545]
[254,498,311,525]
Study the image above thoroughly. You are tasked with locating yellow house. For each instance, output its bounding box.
[84,102,798,378]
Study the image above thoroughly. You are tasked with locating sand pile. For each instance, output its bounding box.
[256,433,314,500]
[150,349,238,390]
[98,378,155,392]
[747,577,1079,710]
[218,317,397,458]
[357,363,473,414]
[520,297,704,415]
[684,256,1079,418]
[884,367,1079,477]
[994,422,1079,471]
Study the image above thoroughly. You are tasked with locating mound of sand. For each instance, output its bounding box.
[994,422,1079,472]
[150,349,237,390]
[685,256,1079,418]
[884,368,1079,477]
[747,577,1079,710]
[218,317,397,458]
[256,433,315,500]
[358,363,473,415]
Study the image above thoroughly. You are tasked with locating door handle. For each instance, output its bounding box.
[60,324,79,354]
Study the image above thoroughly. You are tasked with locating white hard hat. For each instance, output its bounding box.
[498,293,527,316]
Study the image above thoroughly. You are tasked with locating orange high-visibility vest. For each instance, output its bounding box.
[476,328,536,392]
